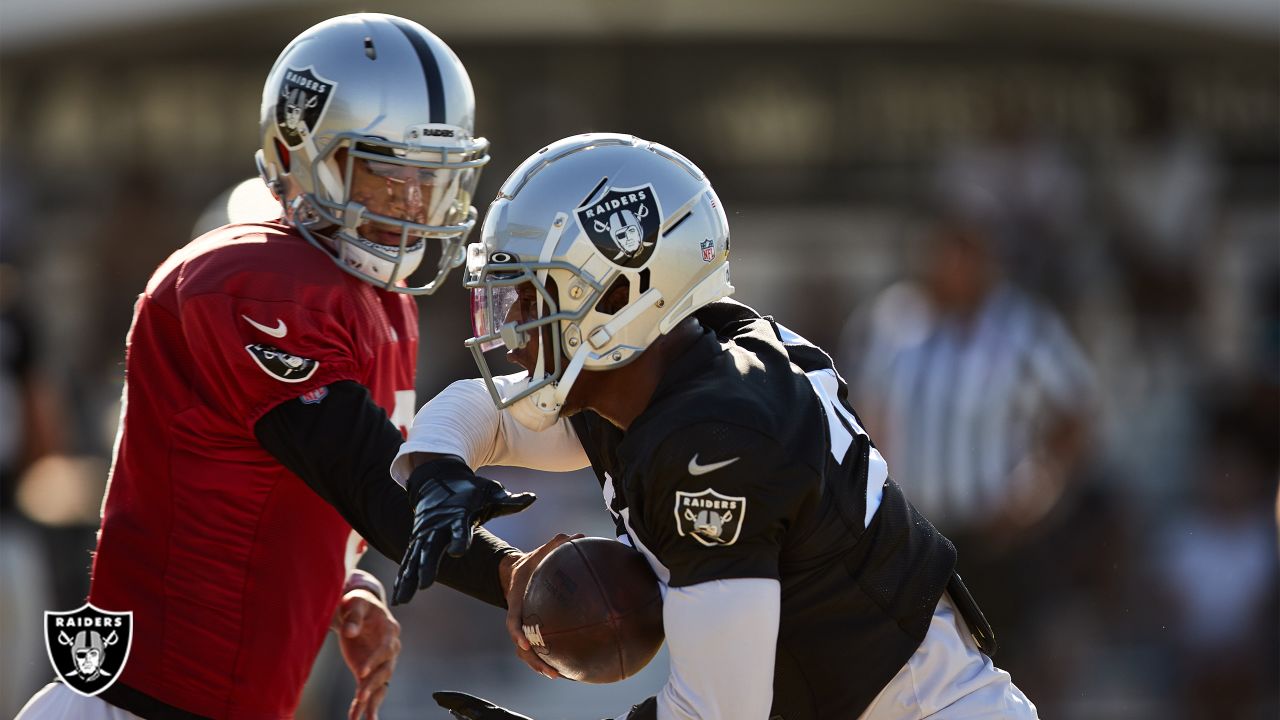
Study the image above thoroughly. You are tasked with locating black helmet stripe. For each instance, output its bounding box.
[386,17,446,124]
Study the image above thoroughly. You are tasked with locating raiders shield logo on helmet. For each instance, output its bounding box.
[44,604,133,697]
[674,488,746,547]
[575,184,662,268]
[245,344,320,383]
[276,66,337,148]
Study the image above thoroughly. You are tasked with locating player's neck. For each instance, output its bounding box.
[572,319,704,432]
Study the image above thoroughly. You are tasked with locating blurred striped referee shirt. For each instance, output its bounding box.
[849,281,1093,531]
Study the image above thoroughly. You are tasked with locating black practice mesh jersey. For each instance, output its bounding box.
[570,300,957,720]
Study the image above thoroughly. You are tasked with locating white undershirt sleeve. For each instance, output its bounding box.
[390,375,589,487]
[655,578,780,720]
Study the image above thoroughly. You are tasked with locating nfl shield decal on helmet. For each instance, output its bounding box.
[276,66,337,148]
[245,344,320,383]
[575,184,662,268]
[44,604,133,697]
[674,488,746,547]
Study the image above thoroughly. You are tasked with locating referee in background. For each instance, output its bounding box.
[844,193,1094,679]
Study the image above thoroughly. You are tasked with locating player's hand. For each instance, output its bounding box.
[501,532,584,679]
[393,456,536,605]
[336,589,400,720]
[434,691,535,720]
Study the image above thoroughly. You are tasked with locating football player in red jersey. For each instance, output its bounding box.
[18,13,532,720]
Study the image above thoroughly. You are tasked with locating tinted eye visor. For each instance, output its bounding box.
[466,244,533,352]
[363,158,441,185]
[322,134,488,236]
[470,285,521,352]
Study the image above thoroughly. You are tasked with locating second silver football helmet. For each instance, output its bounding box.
[256,13,489,294]
[467,133,734,430]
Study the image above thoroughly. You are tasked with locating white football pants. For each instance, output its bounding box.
[858,593,1039,719]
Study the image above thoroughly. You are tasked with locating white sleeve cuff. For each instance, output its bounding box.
[391,375,589,487]
[391,378,500,486]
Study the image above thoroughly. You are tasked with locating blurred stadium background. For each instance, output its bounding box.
[1,1,1276,718]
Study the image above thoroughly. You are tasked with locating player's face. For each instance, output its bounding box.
[505,280,556,374]
[346,157,429,245]
[506,279,542,368]
[338,146,467,248]
[926,223,991,307]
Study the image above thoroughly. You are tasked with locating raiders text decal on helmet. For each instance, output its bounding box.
[574,184,661,268]
[275,67,336,149]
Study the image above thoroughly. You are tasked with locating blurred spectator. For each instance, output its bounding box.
[1155,398,1278,719]
[842,196,1095,689]
[848,198,1094,538]
[0,268,64,530]
[1102,70,1221,339]
[0,265,63,716]
[1088,71,1227,513]
[935,92,1094,312]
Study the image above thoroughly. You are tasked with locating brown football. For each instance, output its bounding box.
[520,536,665,683]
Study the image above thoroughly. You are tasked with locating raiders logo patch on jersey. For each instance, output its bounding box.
[246,344,319,383]
[276,66,337,149]
[575,184,661,268]
[674,488,746,547]
[44,603,133,697]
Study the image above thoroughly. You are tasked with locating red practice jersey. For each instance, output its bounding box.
[89,222,418,719]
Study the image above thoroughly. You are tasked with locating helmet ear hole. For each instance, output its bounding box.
[273,138,291,173]
[596,275,631,315]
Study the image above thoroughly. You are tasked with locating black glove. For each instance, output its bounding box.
[434,691,534,720]
[393,456,536,605]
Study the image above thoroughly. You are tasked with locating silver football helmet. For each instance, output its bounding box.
[255,13,489,294]
[467,133,733,430]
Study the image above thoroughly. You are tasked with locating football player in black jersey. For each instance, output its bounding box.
[390,134,1038,719]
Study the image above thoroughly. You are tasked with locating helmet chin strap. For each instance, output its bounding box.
[509,346,589,432]
[300,129,346,202]
[498,373,558,433]
[528,213,564,394]
[507,388,561,432]
[340,201,368,237]
[509,281,662,431]
[288,129,350,235]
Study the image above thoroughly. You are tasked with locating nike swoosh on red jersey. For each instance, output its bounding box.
[242,314,287,338]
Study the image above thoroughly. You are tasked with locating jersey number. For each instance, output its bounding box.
[392,390,415,436]
[802,368,888,528]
